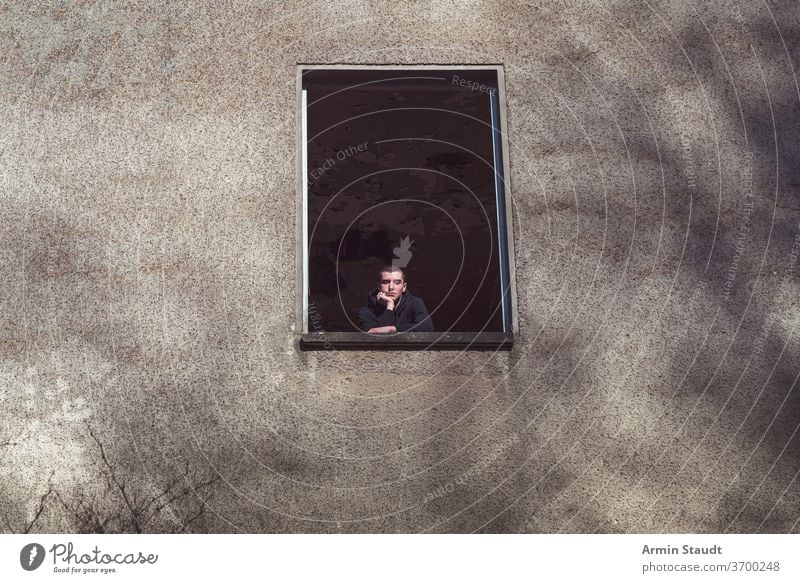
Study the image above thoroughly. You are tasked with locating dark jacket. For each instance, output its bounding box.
[357,289,434,332]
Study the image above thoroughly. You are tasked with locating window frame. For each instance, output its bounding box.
[295,64,518,350]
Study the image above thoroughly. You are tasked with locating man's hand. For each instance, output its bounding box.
[376,291,395,310]
[367,325,397,334]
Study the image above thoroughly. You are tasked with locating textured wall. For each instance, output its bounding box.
[1,0,799,533]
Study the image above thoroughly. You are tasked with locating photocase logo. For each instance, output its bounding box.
[20,543,46,571]
[392,235,413,268]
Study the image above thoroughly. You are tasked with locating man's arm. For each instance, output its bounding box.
[356,304,379,332]
[357,304,395,332]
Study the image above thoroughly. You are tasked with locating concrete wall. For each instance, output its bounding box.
[1,0,799,533]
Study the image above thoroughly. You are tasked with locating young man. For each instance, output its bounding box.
[357,266,433,334]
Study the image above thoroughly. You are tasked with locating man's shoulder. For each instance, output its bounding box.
[362,289,379,306]
[402,292,427,308]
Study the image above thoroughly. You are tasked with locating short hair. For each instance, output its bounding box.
[377,266,406,282]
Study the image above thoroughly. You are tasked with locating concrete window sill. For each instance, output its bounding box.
[299,331,513,351]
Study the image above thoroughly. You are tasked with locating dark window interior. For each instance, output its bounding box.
[303,68,507,333]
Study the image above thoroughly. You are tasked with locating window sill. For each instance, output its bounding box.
[299,332,513,351]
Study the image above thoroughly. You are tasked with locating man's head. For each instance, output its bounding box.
[378,266,407,300]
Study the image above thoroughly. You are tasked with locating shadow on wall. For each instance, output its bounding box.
[534,5,800,532]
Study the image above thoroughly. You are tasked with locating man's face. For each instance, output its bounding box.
[379,270,407,300]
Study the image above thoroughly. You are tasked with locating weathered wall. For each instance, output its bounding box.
[1,0,799,533]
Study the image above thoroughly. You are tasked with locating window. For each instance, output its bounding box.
[296,66,517,349]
